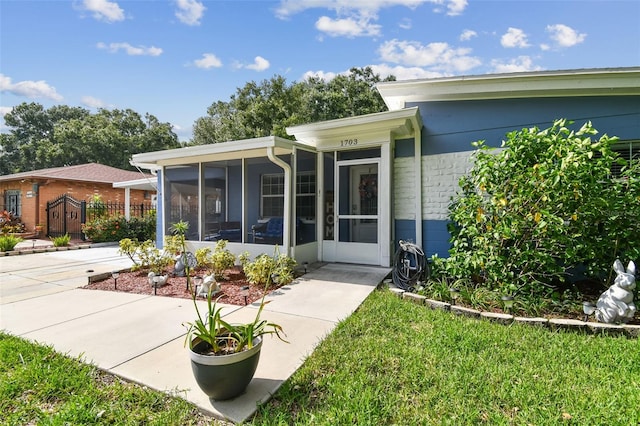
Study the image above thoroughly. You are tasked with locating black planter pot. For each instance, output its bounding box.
[188,336,262,400]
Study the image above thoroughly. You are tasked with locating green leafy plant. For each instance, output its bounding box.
[118,238,171,274]
[0,210,25,234]
[0,234,22,251]
[195,240,236,280]
[447,119,640,298]
[82,213,155,243]
[50,233,71,247]
[239,247,297,286]
[184,268,287,355]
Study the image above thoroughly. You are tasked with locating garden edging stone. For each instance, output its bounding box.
[390,288,638,339]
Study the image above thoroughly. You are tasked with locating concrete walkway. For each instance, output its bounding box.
[0,245,390,423]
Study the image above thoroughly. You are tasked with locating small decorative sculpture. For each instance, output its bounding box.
[595,259,636,324]
[196,274,219,298]
[147,271,168,287]
[174,251,197,277]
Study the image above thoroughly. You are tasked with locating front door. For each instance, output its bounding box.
[335,161,379,264]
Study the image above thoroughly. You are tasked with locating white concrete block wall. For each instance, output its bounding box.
[421,151,474,221]
[393,157,416,220]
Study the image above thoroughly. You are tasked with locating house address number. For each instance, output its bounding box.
[340,138,358,147]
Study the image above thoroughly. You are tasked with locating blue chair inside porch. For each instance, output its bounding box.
[253,217,284,244]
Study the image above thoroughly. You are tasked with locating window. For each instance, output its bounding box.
[4,190,21,217]
[611,141,639,178]
[261,173,316,218]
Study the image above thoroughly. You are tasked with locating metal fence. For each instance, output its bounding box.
[86,201,155,221]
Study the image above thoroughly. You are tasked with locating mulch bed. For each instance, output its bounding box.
[82,266,282,306]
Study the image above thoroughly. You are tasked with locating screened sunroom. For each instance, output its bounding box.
[131,136,319,263]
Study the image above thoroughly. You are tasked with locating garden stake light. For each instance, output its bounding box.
[241,286,250,305]
[449,287,460,305]
[501,296,514,314]
[112,271,119,290]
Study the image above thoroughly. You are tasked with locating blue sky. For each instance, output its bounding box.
[1,0,639,142]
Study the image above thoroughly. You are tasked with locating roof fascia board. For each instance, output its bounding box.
[287,107,421,146]
[377,68,640,110]
[130,136,302,168]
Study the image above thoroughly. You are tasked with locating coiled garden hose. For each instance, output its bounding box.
[392,240,429,292]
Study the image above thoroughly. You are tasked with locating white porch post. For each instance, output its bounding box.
[124,187,131,220]
[267,147,292,256]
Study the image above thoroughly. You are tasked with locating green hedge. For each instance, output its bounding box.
[82,212,155,243]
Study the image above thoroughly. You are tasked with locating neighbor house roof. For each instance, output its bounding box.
[0,163,152,184]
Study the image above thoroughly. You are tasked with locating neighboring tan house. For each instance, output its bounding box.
[131,67,639,267]
[0,163,155,237]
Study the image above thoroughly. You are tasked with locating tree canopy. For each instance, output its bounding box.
[0,103,180,174]
[191,66,395,145]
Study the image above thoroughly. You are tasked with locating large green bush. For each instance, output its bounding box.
[447,119,639,297]
[82,212,155,243]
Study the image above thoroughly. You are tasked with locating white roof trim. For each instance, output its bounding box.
[376,67,640,110]
[287,107,422,148]
[113,178,156,191]
[130,136,310,168]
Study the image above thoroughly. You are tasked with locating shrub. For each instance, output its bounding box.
[195,240,236,280]
[240,247,297,286]
[0,210,25,234]
[118,238,171,274]
[447,119,640,298]
[51,233,71,247]
[0,234,22,251]
[82,213,155,243]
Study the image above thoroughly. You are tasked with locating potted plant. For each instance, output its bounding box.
[173,220,287,400]
[184,284,286,400]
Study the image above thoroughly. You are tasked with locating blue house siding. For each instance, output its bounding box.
[412,96,640,155]
[408,94,640,259]
[422,219,451,258]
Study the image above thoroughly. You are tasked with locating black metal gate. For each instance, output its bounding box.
[46,194,86,240]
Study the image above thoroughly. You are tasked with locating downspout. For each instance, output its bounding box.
[267,147,292,256]
[414,119,423,248]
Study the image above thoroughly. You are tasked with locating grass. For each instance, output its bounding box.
[250,290,640,425]
[2,290,638,425]
[0,332,224,425]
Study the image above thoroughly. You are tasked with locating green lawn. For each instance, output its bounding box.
[250,290,640,425]
[2,289,638,425]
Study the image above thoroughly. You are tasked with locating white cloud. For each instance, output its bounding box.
[399,18,412,30]
[275,0,465,18]
[501,27,530,48]
[378,39,481,73]
[445,0,467,16]
[459,29,477,41]
[80,0,125,23]
[193,53,223,69]
[275,1,467,38]
[490,56,542,73]
[175,0,206,26]
[0,106,13,117]
[316,15,381,37]
[244,56,271,72]
[97,42,163,56]
[302,70,339,82]
[0,74,63,101]
[371,63,443,80]
[546,24,586,47]
[81,96,107,109]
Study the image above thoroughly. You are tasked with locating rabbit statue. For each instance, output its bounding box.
[595,259,636,324]
[196,274,219,298]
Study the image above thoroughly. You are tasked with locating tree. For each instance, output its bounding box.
[0,103,90,173]
[0,103,180,173]
[191,66,394,145]
[446,119,640,297]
